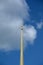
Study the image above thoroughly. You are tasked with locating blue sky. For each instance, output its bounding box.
[0,0,43,65]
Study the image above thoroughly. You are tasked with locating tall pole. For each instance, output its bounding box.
[20,25,24,65]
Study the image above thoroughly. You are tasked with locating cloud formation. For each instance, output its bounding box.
[0,0,37,51]
[0,0,29,20]
[24,25,37,44]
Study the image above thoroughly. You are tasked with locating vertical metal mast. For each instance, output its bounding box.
[20,25,24,65]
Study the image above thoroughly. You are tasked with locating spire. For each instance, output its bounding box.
[20,25,24,65]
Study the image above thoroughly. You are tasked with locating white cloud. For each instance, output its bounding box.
[0,0,29,20]
[36,22,43,29]
[24,25,37,44]
[0,0,29,51]
[0,19,23,51]
[0,0,37,51]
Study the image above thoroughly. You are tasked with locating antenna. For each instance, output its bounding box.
[20,25,24,65]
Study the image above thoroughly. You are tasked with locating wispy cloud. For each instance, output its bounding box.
[36,21,43,29]
[0,0,37,51]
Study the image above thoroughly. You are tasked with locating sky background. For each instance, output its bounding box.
[0,0,43,65]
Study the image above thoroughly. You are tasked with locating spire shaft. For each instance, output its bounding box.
[20,26,24,65]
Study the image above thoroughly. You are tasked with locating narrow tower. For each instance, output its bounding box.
[20,25,24,65]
